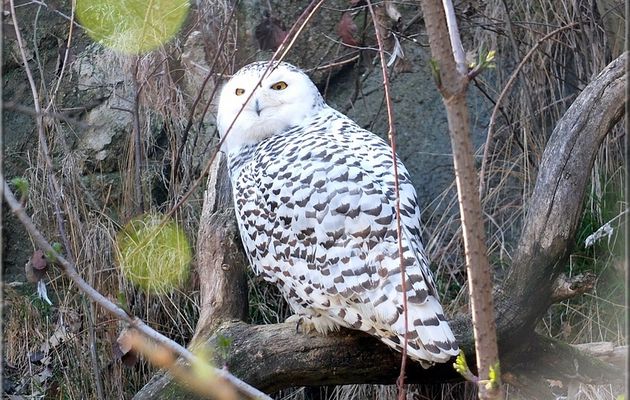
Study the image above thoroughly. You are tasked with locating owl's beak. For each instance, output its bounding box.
[254,99,262,116]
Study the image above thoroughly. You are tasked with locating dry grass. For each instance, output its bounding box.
[3,0,625,399]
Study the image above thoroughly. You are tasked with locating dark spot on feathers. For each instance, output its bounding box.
[423,316,440,326]
[363,203,382,216]
[424,343,440,354]
[346,207,360,218]
[435,340,455,351]
[374,214,392,225]
[373,294,388,306]
[335,203,350,214]
[408,289,428,304]
[313,203,326,211]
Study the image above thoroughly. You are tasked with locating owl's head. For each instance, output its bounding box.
[217,61,325,151]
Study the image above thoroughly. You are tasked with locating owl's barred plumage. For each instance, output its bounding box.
[217,61,459,366]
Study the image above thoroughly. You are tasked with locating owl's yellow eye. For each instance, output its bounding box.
[271,81,288,90]
[235,88,245,96]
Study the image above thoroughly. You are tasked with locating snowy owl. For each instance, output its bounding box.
[217,61,459,366]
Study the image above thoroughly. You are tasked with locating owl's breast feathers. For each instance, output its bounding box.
[226,106,459,366]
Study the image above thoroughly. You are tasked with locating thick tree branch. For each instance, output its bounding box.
[136,320,623,398]
[551,272,597,303]
[192,153,249,341]
[497,51,627,341]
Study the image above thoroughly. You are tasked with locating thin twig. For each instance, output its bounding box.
[1,179,272,400]
[172,0,240,179]
[365,2,409,399]
[419,1,503,397]
[9,0,79,275]
[85,298,105,399]
[163,0,326,221]
[478,23,577,197]
[45,0,75,111]
[131,56,145,215]
[442,0,467,74]
[2,102,90,128]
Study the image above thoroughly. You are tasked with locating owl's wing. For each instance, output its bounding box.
[233,113,458,364]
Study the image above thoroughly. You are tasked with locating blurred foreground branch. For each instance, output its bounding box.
[1,179,272,400]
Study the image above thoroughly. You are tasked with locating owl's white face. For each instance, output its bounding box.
[217,62,325,151]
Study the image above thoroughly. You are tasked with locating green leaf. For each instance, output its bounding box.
[453,352,469,376]
[10,177,29,198]
[117,291,127,307]
[429,59,441,87]
[44,243,63,263]
[215,333,233,359]
[486,362,501,390]
[51,242,63,253]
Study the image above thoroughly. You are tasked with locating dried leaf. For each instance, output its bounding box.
[29,351,46,364]
[25,260,41,283]
[37,280,53,305]
[384,1,402,25]
[372,4,412,73]
[31,250,48,270]
[26,250,49,283]
[254,12,287,51]
[115,329,139,367]
[337,12,358,46]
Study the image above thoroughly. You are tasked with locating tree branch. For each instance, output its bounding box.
[419,1,501,397]
[497,51,627,339]
[551,272,597,303]
[136,320,623,398]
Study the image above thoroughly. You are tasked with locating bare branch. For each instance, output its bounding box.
[136,321,624,397]
[500,52,627,331]
[571,342,627,368]
[441,0,467,74]
[1,179,272,400]
[551,272,597,303]
[366,1,410,396]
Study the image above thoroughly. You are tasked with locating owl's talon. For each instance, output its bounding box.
[285,314,315,334]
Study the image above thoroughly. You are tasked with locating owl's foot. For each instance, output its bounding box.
[285,314,339,335]
[285,314,317,334]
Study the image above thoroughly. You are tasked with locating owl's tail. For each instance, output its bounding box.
[377,295,460,368]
